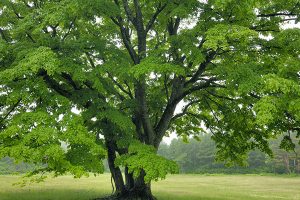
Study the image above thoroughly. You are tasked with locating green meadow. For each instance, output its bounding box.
[1,174,300,200]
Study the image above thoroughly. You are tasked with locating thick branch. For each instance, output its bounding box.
[120,26,139,64]
[154,78,185,147]
[61,72,80,90]
[180,77,218,100]
[133,0,144,27]
[164,74,170,101]
[185,52,216,86]
[111,17,139,63]
[133,0,146,56]
[135,82,155,144]
[167,17,181,35]
[41,71,72,98]
[121,0,137,26]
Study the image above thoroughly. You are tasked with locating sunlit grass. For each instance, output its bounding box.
[1,174,300,200]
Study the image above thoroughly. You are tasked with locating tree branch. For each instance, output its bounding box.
[167,17,181,35]
[154,78,185,147]
[205,90,235,101]
[184,52,216,86]
[135,81,156,144]
[85,52,96,68]
[110,17,120,26]
[26,32,36,43]
[180,77,218,100]
[107,72,133,99]
[133,0,144,28]
[120,25,139,64]
[0,99,21,125]
[110,16,139,64]
[62,17,77,41]
[257,12,298,17]
[40,70,72,98]
[61,72,81,90]
[204,97,220,124]
[124,81,133,98]
[145,3,168,33]
[0,28,9,42]
[122,0,137,26]
[171,100,201,121]
[11,4,24,19]
[164,74,170,101]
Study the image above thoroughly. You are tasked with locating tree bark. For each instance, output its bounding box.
[125,167,134,190]
[96,172,156,200]
[98,140,156,200]
[106,140,126,195]
[130,171,156,200]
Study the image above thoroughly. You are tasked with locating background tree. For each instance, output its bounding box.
[158,134,300,174]
[1,0,300,199]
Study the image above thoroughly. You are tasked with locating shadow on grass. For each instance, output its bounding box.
[0,188,109,200]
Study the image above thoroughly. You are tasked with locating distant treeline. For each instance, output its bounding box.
[0,157,36,174]
[1,134,300,175]
[158,134,300,174]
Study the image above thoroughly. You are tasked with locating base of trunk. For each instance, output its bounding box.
[94,190,157,200]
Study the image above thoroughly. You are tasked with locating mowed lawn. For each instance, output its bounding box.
[0,174,300,200]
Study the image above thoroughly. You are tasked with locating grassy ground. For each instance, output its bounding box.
[0,174,300,200]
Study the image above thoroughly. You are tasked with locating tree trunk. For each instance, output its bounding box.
[106,140,126,195]
[126,170,156,200]
[96,173,156,200]
[97,141,156,200]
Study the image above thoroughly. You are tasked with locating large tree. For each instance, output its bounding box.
[1,0,300,199]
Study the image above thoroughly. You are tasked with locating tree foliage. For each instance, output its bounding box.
[1,0,300,199]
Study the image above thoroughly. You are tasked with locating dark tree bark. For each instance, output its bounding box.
[100,140,156,200]
[106,140,126,195]
[130,170,156,200]
[125,167,134,190]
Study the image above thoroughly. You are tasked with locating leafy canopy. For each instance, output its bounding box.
[0,0,300,182]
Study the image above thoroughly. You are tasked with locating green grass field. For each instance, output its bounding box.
[0,174,300,200]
